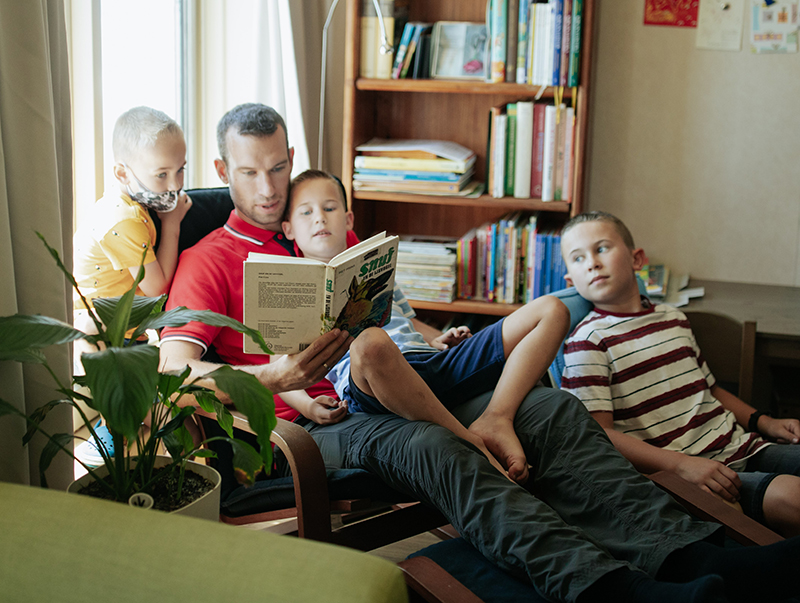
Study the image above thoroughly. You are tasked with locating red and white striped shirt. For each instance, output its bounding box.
[562,302,768,471]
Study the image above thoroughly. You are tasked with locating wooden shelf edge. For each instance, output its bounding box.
[409,299,523,316]
[353,191,571,212]
[355,78,573,96]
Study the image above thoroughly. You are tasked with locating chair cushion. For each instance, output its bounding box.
[150,187,234,253]
[408,538,548,602]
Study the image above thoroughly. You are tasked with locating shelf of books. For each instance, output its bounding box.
[343,0,594,319]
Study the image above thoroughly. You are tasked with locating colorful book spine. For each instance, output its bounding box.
[562,106,575,202]
[530,102,546,198]
[551,0,563,87]
[568,0,583,86]
[506,0,519,83]
[516,0,529,83]
[391,22,415,79]
[560,0,572,87]
[504,103,517,197]
[400,23,426,79]
[553,104,567,201]
[490,0,507,83]
[492,113,507,198]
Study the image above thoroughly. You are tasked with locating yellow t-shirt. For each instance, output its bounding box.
[73,191,157,309]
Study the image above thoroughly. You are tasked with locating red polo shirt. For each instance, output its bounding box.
[163,210,357,421]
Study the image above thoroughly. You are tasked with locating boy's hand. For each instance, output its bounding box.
[159,191,192,224]
[758,416,800,444]
[305,396,347,425]
[674,455,742,502]
[432,326,472,350]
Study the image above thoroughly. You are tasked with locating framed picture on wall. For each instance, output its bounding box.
[430,21,488,80]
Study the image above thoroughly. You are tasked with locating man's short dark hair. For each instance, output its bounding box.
[216,103,288,164]
[561,211,636,249]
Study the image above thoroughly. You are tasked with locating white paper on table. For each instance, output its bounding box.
[696,0,746,51]
[355,138,475,161]
[750,0,799,53]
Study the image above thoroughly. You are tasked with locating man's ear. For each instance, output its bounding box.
[345,210,354,231]
[632,247,646,271]
[282,220,295,240]
[214,158,229,184]
[288,146,295,171]
[113,163,130,185]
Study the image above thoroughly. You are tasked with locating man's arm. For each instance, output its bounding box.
[591,410,742,502]
[159,328,353,400]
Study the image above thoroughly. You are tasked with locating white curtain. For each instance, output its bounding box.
[0,0,74,487]
[193,0,323,186]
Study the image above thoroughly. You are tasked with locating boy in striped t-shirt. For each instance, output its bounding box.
[560,211,800,537]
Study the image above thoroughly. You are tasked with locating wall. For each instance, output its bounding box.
[587,0,800,286]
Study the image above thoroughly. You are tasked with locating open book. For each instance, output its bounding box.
[243,232,399,355]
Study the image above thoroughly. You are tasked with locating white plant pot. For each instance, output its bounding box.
[68,456,221,521]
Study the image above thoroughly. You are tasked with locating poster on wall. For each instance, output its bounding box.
[645,0,700,26]
[750,0,799,53]
[696,0,745,50]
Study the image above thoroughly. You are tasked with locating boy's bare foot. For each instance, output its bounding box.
[469,414,529,484]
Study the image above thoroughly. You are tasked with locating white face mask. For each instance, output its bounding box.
[124,166,181,212]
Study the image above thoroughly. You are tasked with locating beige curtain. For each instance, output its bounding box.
[0,0,74,488]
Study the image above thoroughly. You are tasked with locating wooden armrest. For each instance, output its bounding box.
[398,557,484,603]
[649,470,783,546]
[195,408,333,541]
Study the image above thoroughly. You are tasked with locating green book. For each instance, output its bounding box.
[505,103,517,197]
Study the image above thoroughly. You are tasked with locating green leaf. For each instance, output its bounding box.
[155,405,196,440]
[192,389,218,414]
[81,345,159,440]
[0,315,86,362]
[192,449,216,458]
[213,401,234,439]
[0,397,25,419]
[94,294,166,337]
[157,365,193,402]
[138,307,273,354]
[23,399,75,445]
[206,366,276,469]
[161,431,186,460]
[229,438,266,486]
[39,432,74,487]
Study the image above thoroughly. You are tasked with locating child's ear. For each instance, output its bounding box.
[632,247,646,271]
[214,158,229,184]
[282,220,295,240]
[564,273,574,287]
[113,163,130,185]
[345,210,354,231]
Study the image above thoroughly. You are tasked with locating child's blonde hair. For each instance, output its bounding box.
[112,106,182,164]
[561,211,636,250]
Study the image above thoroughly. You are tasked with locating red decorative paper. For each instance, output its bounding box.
[644,0,699,27]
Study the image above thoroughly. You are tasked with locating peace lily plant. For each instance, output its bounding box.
[0,234,276,507]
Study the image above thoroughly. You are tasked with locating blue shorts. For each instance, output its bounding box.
[344,318,507,414]
[738,443,800,523]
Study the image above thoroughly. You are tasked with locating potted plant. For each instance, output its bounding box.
[0,234,276,517]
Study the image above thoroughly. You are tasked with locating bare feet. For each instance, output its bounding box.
[469,413,529,484]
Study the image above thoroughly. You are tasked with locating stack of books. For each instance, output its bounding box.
[396,238,457,303]
[353,138,482,196]
[488,101,574,201]
[457,212,568,304]
[488,0,584,86]
[391,22,433,79]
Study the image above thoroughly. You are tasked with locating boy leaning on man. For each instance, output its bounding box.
[279,169,571,483]
[560,211,800,537]
[72,106,192,465]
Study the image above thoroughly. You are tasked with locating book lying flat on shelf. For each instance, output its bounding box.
[243,232,399,355]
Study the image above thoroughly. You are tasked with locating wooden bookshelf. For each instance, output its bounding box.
[342,0,595,317]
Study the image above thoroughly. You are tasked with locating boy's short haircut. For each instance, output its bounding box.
[216,103,288,165]
[287,169,348,217]
[112,106,182,164]
[561,211,636,250]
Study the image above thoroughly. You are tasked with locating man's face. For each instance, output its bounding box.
[562,220,644,308]
[214,127,294,231]
[283,178,353,263]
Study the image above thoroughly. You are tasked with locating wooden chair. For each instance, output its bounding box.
[683,310,756,404]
